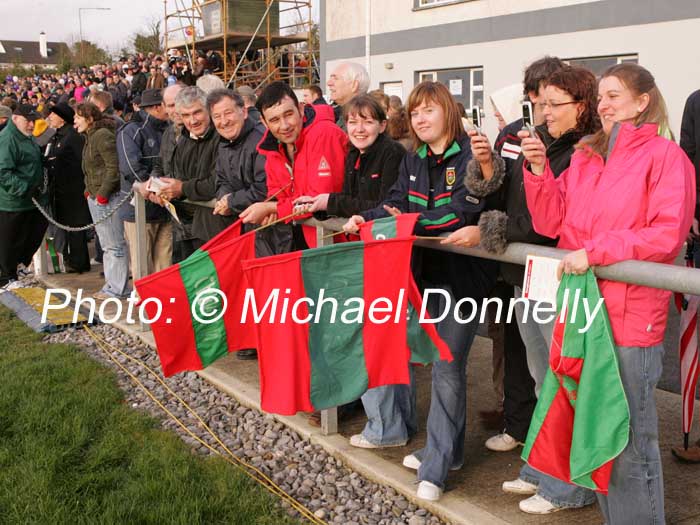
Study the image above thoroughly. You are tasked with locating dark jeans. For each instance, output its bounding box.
[0,209,48,285]
[503,308,537,442]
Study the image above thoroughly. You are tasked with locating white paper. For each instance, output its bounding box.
[521,255,561,305]
[449,79,463,96]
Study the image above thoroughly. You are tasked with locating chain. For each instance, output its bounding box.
[32,188,134,232]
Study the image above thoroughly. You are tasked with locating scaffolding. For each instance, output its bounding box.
[163,0,317,89]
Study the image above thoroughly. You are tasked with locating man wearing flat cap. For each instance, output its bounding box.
[116,88,172,276]
[0,105,48,288]
[0,105,11,132]
[45,102,92,273]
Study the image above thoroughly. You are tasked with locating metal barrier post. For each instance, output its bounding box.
[134,192,149,332]
[317,224,338,436]
[33,234,49,277]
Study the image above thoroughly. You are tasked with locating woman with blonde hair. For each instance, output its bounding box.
[522,63,694,524]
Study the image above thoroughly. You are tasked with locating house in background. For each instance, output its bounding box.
[0,33,69,70]
[320,0,700,139]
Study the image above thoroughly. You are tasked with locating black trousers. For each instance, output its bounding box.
[502,296,537,442]
[63,231,90,272]
[49,226,90,273]
[0,209,48,285]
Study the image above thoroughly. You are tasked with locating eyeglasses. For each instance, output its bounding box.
[542,100,580,110]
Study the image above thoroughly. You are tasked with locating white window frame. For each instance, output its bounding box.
[469,67,484,109]
[564,54,639,74]
[415,0,473,9]
[419,71,437,83]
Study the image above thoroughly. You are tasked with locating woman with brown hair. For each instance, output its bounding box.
[522,63,694,523]
[445,65,601,515]
[75,102,130,299]
[294,94,405,218]
[343,81,498,501]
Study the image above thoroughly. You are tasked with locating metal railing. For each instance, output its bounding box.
[124,196,700,434]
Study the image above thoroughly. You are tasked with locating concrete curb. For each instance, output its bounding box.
[199,363,508,525]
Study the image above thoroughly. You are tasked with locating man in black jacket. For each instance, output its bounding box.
[209,89,267,221]
[117,88,171,276]
[158,86,233,247]
[208,88,268,360]
[681,89,700,232]
[45,102,91,272]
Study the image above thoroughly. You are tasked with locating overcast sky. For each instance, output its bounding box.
[1,0,319,52]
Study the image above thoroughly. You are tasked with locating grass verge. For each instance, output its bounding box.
[0,306,299,524]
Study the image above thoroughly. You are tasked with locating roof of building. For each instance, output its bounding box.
[0,39,70,65]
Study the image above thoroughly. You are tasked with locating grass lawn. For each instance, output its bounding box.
[0,306,299,524]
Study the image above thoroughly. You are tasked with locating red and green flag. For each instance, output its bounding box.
[359,214,451,364]
[242,238,420,415]
[134,229,257,377]
[522,270,629,493]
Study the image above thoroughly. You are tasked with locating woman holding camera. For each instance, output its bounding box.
[522,63,694,524]
[444,65,601,514]
[343,81,497,501]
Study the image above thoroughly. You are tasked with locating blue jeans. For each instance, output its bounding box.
[88,194,130,298]
[513,286,595,508]
[360,380,417,446]
[597,344,665,525]
[411,285,480,488]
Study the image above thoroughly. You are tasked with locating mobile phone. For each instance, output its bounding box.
[521,101,536,136]
[471,106,482,134]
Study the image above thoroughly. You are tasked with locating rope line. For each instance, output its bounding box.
[83,325,326,525]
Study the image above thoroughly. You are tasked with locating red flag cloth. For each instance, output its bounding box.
[241,238,416,415]
[135,230,257,376]
[675,256,700,438]
[358,214,451,363]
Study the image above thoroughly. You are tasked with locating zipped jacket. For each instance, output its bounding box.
[524,123,695,346]
[257,104,347,248]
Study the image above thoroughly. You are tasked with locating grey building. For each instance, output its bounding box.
[321,0,700,139]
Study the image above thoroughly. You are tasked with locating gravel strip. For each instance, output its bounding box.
[38,316,447,525]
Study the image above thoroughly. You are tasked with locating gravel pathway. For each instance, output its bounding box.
[40,319,447,525]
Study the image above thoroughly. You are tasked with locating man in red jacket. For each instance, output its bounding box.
[240,81,347,249]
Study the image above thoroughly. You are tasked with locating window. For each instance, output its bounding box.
[415,0,472,8]
[415,66,484,109]
[380,81,404,102]
[418,71,436,83]
[14,47,22,52]
[566,54,638,77]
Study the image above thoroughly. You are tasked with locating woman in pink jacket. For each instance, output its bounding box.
[521,63,695,525]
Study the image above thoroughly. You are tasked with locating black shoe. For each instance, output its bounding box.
[236,348,258,360]
[65,265,90,274]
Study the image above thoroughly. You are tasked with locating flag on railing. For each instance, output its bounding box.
[675,245,700,450]
[522,271,629,493]
[358,214,451,364]
[242,238,421,415]
[135,230,257,377]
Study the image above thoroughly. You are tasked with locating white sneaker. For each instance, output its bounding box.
[402,454,461,471]
[485,432,523,452]
[519,494,562,515]
[349,434,407,449]
[502,478,538,495]
[416,481,442,501]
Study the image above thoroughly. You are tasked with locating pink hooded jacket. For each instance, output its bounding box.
[524,123,696,347]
